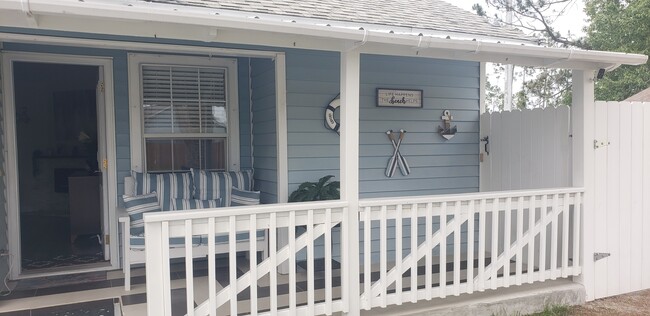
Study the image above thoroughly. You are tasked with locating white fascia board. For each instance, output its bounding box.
[0,0,647,69]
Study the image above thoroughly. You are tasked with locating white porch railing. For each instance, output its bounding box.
[358,187,583,309]
[144,188,582,315]
[144,200,348,316]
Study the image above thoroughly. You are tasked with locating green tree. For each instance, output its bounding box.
[585,0,650,100]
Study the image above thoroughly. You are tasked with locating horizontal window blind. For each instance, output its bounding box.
[142,65,227,135]
[140,63,230,172]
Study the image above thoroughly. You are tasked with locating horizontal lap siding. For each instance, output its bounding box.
[359,54,480,196]
[286,50,342,189]
[250,58,278,203]
[286,53,480,197]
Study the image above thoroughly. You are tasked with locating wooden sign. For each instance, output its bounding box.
[377,88,423,108]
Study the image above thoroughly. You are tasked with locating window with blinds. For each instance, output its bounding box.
[141,64,228,172]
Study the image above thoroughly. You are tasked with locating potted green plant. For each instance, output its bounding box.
[288,175,340,202]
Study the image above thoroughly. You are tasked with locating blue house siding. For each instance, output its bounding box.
[250,58,278,203]
[286,50,341,189]
[286,53,480,197]
[238,58,253,170]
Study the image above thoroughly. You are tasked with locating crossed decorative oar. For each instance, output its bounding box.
[385,129,411,177]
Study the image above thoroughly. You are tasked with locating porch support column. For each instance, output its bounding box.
[340,47,361,316]
[571,69,595,300]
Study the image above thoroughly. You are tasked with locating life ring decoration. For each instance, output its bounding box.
[325,94,341,135]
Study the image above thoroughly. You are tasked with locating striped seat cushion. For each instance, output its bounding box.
[171,198,224,211]
[230,187,261,207]
[191,169,253,205]
[132,171,194,211]
[122,193,161,236]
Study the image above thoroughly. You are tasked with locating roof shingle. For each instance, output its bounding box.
[143,0,536,43]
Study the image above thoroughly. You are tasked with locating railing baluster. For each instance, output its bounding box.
[269,213,277,314]
[207,218,216,316]
[453,201,461,296]
[478,199,486,292]
[539,195,548,281]
[425,202,433,299]
[184,220,195,316]
[440,202,447,298]
[573,193,582,273]
[364,206,372,310]
[229,216,238,316]
[307,209,315,315]
[161,222,172,315]
[396,204,403,304]
[562,193,570,278]
[145,221,167,316]
[380,205,387,308]
[527,195,536,284]
[410,203,418,303]
[551,194,559,280]
[249,214,258,316]
[289,211,296,314]
[516,197,524,286]
[325,208,333,315]
[467,200,475,294]
[490,198,498,290]
[504,197,512,288]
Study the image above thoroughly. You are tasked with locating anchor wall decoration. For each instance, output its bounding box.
[438,109,457,140]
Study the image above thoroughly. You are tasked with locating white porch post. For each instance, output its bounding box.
[340,48,361,315]
[571,69,595,300]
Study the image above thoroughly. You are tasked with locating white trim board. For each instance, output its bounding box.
[1,51,118,278]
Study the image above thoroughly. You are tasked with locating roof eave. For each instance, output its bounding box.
[0,0,646,70]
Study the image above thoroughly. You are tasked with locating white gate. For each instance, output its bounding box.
[592,101,650,299]
[480,107,571,192]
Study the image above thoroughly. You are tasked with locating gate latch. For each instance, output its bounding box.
[594,252,611,261]
[594,140,610,149]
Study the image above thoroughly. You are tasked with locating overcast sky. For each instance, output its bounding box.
[440,0,588,37]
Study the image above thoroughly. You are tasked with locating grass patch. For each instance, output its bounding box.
[526,305,571,316]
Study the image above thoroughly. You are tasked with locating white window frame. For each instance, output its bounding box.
[128,53,240,172]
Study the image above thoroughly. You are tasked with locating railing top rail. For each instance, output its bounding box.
[359,187,585,207]
[143,200,348,223]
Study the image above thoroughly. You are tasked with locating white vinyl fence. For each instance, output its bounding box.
[480,106,571,192]
[591,101,650,299]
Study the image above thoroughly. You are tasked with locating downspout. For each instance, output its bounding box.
[20,0,38,27]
